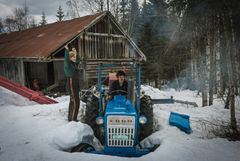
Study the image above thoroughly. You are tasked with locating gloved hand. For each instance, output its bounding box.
[106,95,112,101]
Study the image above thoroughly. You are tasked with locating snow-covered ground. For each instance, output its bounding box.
[0,86,239,161]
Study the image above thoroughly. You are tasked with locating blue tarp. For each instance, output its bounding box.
[169,112,192,134]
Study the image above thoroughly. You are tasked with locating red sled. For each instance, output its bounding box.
[0,76,58,104]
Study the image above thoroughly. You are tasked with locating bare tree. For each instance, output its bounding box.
[209,13,217,106]
[14,7,28,31]
[1,2,37,33]
[28,16,37,28]
[66,0,105,18]
[0,18,5,33]
[226,37,237,129]
[128,0,140,36]
[66,0,121,20]
[4,16,17,32]
[13,1,29,31]
[81,0,105,12]
[65,0,141,35]
[66,0,82,18]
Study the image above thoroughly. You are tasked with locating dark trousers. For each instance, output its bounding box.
[66,76,80,121]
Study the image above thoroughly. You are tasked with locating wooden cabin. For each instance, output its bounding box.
[0,11,146,92]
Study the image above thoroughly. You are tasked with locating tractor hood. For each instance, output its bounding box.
[105,95,136,115]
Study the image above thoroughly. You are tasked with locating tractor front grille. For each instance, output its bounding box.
[107,115,135,147]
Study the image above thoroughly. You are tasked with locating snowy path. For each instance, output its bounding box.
[0,86,239,161]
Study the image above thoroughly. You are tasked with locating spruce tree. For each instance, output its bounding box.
[138,0,176,87]
[56,5,64,22]
[39,11,47,26]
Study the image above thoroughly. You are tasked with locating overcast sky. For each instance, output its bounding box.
[0,0,145,24]
[0,0,74,23]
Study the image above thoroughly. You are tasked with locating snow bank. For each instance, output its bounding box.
[0,87,37,106]
[142,85,202,106]
[0,85,239,161]
[47,121,95,151]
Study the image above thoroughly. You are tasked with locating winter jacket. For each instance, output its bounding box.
[64,49,80,77]
[110,80,128,97]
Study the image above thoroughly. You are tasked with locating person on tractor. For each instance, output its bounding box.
[64,45,81,122]
[108,70,128,100]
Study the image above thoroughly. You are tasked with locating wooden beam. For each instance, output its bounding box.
[85,66,133,71]
[51,58,64,61]
[23,58,51,63]
[19,59,25,86]
[86,58,134,62]
[86,32,126,39]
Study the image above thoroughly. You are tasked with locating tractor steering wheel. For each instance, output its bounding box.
[110,90,128,95]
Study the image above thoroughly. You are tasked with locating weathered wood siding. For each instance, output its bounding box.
[53,61,66,85]
[80,33,130,59]
[0,58,25,85]
[77,17,138,80]
[24,62,55,88]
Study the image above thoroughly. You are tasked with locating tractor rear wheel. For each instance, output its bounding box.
[82,93,104,145]
[80,90,91,103]
[139,95,153,141]
[71,143,95,153]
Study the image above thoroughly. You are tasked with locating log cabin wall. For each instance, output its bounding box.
[78,16,137,84]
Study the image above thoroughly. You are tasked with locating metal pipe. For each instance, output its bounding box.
[137,63,141,115]
[98,63,103,116]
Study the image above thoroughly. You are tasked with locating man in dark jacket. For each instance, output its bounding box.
[64,45,80,121]
[109,70,128,98]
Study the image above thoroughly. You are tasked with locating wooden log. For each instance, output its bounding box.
[174,100,198,107]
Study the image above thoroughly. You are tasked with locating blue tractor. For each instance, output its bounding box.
[71,63,159,157]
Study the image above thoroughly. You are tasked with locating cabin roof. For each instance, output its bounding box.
[0,12,146,61]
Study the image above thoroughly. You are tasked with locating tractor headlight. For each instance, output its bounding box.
[96,116,104,125]
[139,115,147,124]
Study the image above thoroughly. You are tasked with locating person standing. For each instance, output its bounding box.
[64,45,80,121]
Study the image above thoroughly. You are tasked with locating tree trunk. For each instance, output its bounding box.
[226,49,237,129]
[174,66,180,90]
[226,32,237,130]
[219,16,228,96]
[231,7,240,96]
[233,36,240,96]
[155,79,158,88]
[199,37,208,107]
[238,51,240,95]
[209,11,217,106]
[191,40,200,91]
[209,31,216,106]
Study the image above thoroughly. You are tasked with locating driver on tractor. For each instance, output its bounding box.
[108,70,128,100]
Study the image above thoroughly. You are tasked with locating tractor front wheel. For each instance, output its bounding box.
[139,95,153,141]
[71,143,95,153]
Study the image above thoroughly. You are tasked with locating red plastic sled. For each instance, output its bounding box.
[0,76,58,104]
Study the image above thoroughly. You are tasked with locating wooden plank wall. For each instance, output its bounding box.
[0,58,25,85]
[53,61,65,85]
[79,33,137,79]
[27,62,49,87]
[80,33,130,59]
[76,17,138,84]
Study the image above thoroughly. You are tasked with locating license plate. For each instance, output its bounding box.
[112,134,129,140]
